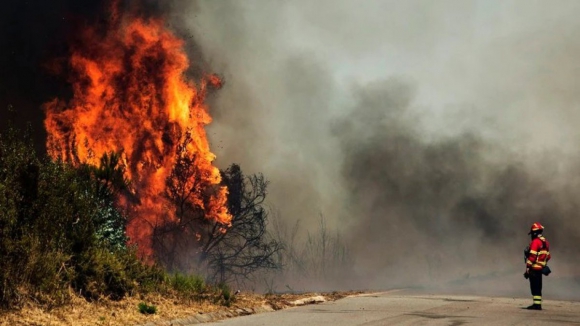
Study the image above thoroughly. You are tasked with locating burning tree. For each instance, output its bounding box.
[43,2,231,259]
[202,164,282,284]
[157,156,282,284]
[41,1,280,284]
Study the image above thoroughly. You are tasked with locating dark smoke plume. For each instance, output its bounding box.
[334,79,580,297]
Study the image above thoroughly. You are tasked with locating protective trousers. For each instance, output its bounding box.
[529,270,542,306]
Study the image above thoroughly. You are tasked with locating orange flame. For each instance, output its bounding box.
[43,7,231,258]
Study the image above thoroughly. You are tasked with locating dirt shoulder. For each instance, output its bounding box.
[0,291,361,326]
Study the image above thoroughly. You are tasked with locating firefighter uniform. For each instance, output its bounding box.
[525,222,551,310]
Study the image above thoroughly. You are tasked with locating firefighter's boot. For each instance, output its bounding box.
[527,296,542,310]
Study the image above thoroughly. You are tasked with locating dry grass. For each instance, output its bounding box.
[2,293,232,325]
[0,290,358,325]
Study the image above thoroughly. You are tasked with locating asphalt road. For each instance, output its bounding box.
[205,290,580,325]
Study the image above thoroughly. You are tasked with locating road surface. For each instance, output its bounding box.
[205,290,580,325]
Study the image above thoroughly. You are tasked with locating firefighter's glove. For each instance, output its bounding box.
[523,272,529,279]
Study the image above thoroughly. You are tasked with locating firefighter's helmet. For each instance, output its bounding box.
[528,222,544,235]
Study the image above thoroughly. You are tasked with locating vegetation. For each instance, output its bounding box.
[266,212,353,293]
[0,110,350,316]
[167,272,206,300]
[137,302,157,315]
[201,164,283,285]
[0,123,163,307]
[154,134,283,286]
[217,282,234,307]
[0,120,285,310]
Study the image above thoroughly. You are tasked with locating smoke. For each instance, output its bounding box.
[334,78,580,298]
[181,0,580,298]
[0,0,94,140]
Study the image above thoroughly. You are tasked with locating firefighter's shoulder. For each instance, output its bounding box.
[530,237,543,249]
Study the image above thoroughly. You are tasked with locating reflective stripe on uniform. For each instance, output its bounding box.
[533,295,542,304]
[531,261,547,268]
[528,237,551,271]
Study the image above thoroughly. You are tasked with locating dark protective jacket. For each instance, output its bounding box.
[526,236,551,271]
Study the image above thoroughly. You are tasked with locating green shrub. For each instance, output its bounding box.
[137,302,157,314]
[0,125,168,307]
[215,282,234,307]
[169,273,205,294]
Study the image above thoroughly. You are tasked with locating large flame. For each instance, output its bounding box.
[43,7,231,258]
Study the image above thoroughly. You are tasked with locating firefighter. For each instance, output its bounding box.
[524,222,551,310]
